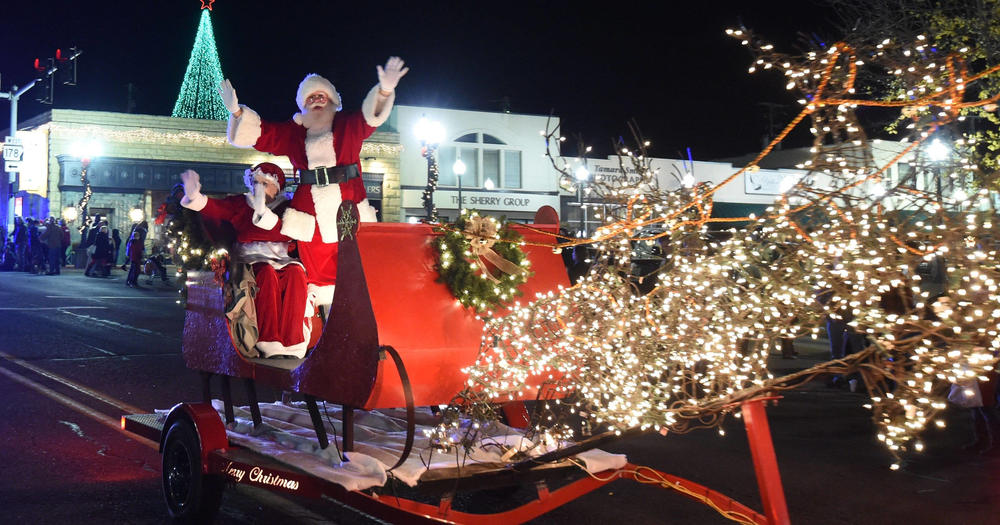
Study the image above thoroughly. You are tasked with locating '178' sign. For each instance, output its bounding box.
[3,136,24,173]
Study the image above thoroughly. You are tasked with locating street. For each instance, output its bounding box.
[1,268,999,524]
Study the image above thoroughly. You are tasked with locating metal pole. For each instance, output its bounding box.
[4,80,38,138]
[742,398,791,525]
[457,173,462,216]
[10,91,17,138]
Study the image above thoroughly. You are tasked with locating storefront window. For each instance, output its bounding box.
[484,149,500,189]
[504,151,521,189]
[438,133,521,190]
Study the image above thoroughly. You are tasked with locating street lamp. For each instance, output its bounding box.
[414,116,445,221]
[453,157,466,215]
[128,207,145,223]
[925,138,952,208]
[69,139,102,232]
[61,206,78,223]
[927,138,949,162]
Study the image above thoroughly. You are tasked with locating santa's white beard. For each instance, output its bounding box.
[301,105,335,133]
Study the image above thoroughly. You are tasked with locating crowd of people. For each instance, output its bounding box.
[1,216,70,274]
[0,213,170,288]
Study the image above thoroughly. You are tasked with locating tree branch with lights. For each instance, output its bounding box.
[432,27,1000,469]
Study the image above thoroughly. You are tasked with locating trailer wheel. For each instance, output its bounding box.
[162,419,224,523]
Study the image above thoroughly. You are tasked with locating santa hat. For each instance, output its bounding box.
[296,73,342,112]
[243,162,286,190]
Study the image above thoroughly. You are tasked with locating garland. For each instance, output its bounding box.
[435,210,532,312]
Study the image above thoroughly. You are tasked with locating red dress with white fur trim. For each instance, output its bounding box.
[194,194,310,358]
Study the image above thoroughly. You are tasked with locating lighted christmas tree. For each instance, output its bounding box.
[171,2,228,120]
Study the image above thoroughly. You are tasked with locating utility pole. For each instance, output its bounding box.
[0,47,82,232]
[758,102,784,151]
[1,47,81,137]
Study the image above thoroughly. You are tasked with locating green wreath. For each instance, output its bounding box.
[435,210,532,312]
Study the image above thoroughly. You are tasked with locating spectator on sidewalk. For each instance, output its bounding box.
[83,214,105,276]
[27,218,45,274]
[111,228,122,271]
[1,232,15,271]
[41,217,63,275]
[125,220,148,287]
[59,219,71,267]
[12,216,28,271]
[90,226,113,277]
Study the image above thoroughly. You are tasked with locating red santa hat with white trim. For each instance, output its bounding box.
[243,162,286,191]
[296,73,342,112]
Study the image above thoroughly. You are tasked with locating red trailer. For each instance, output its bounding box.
[122,202,791,524]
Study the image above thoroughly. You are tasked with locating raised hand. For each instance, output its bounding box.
[376,56,409,93]
[180,169,202,199]
[217,79,240,114]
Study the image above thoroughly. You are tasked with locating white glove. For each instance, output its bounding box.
[180,169,202,200]
[218,79,240,114]
[376,56,409,93]
[252,183,267,213]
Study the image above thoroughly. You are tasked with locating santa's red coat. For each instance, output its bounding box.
[226,84,392,296]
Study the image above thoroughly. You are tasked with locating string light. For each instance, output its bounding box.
[48,123,402,156]
[74,164,93,233]
[421,145,440,221]
[171,8,228,120]
[434,31,1000,468]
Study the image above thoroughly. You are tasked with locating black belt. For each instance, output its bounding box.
[297,164,360,186]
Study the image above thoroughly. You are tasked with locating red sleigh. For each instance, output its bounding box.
[181,201,570,462]
[125,201,791,524]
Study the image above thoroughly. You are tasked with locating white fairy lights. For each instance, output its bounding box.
[443,31,1000,467]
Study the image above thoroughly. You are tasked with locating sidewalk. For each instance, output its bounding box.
[4,264,179,290]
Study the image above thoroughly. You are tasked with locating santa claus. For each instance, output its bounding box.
[180,163,311,358]
[219,57,408,308]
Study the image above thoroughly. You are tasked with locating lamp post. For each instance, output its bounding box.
[574,163,590,236]
[453,157,466,216]
[69,139,102,232]
[414,117,445,221]
[926,138,953,211]
[128,207,145,223]
[61,206,78,223]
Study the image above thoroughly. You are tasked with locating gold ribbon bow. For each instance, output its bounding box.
[463,216,525,283]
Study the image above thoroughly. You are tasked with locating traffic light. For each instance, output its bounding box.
[31,47,80,104]
[56,48,79,86]
[34,58,55,104]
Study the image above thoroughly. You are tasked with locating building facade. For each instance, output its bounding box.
[5,106,845,254]
[563,155,809,235]
[2,109,401,250]
[391,105,563,223]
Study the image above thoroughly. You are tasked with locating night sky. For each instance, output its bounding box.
[2,0,839,159]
